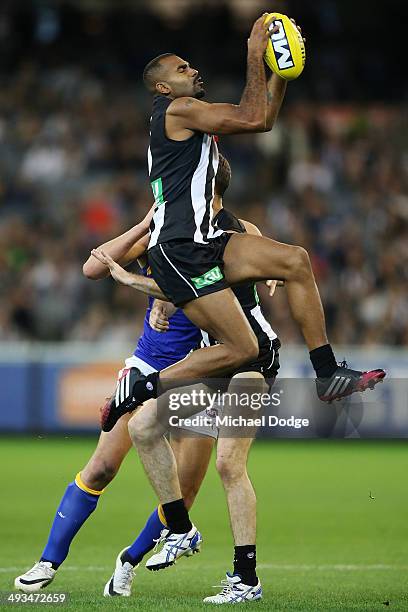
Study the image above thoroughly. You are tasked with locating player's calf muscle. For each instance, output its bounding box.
[81,460,119,490]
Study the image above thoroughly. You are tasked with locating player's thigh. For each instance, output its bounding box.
[223,233,301,285]
[81,413,133,478]
[170,434,215,508]
[182,288,257,346]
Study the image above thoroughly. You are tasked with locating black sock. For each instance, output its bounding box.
[121,550,139,567]
[233,545,257,586]
[40,558,60,571]
[309,344,337,378]
[162,499,192,534]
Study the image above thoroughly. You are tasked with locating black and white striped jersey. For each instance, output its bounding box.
[147,95,224,248]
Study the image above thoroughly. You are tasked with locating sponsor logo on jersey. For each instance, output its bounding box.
[191,266,224,289]
[151,177,166,207]
[271,20,294,70]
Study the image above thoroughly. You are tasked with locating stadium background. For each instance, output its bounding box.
[0,1,407,609]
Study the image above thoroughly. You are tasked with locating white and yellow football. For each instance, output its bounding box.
[264,13,306,80]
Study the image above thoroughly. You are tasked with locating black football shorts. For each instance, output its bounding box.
[234,337,281,380]
[148,234,232,306]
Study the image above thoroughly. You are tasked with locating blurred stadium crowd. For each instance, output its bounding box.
[0,1,407,346]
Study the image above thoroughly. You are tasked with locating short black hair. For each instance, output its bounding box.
[143,53,175,93]
[215,154,231,197]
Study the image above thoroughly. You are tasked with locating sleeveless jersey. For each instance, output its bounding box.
[134,266,202,370]
[147,95,224,247]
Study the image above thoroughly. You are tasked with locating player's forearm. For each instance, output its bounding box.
[265,73,287,130]
[238,49,268,131]
[128,275,168,301]
[83,224,148,280]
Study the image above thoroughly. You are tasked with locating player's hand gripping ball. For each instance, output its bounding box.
[264,13,305,80]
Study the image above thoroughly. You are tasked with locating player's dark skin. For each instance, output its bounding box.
[145,15,326,385]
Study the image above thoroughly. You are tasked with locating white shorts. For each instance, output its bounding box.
[119,355,218,440]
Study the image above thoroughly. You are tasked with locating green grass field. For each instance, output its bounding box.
[0,437,407,611]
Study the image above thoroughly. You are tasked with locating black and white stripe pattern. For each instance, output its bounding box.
[115,371,132,407]
[200,304,278,362]
[324,375,351,398]
[147,95,224,248]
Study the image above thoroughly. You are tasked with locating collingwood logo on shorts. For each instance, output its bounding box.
[191,266,224,289]
[271,20,294,70]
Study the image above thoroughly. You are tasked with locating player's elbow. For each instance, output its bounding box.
[263,119,274,132]
[217,115,266,135]
[244,118,268,133]
[82,261,105,280]
[252,123,267,133]
[82,262,97,280]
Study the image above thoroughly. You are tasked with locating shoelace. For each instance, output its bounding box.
[152,529,170,552]
[339,359,348,368]
[212,579,235,596]
[119,564,135,589]
[25,562,53,578]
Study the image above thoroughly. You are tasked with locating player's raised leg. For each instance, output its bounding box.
[100,288,259,432]
[104,434,214,595]
[102,245,384,432]
[224,234,327,350]
[222,233,385,398]
[14,415,132,593]
[164,289,259,378]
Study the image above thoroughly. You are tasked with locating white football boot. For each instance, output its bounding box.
[103,547,137,597]
[15,561,56,593]
[203,573,263,604]
[145,525,202,571]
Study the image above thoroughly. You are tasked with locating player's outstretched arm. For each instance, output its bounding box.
[264,19,304,130]
[167,15,277,135]
[265,73,287,131]
[91,249,168,300]
[83,206,154,280]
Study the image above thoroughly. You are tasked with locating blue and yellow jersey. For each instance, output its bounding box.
[134,265,202,370]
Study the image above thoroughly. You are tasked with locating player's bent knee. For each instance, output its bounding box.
[127,415,146,443]
[216,457,246,485]
[241,337,259,363]
[226,336,258,369]
[288,246,311,279]
[128,413,159,445]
